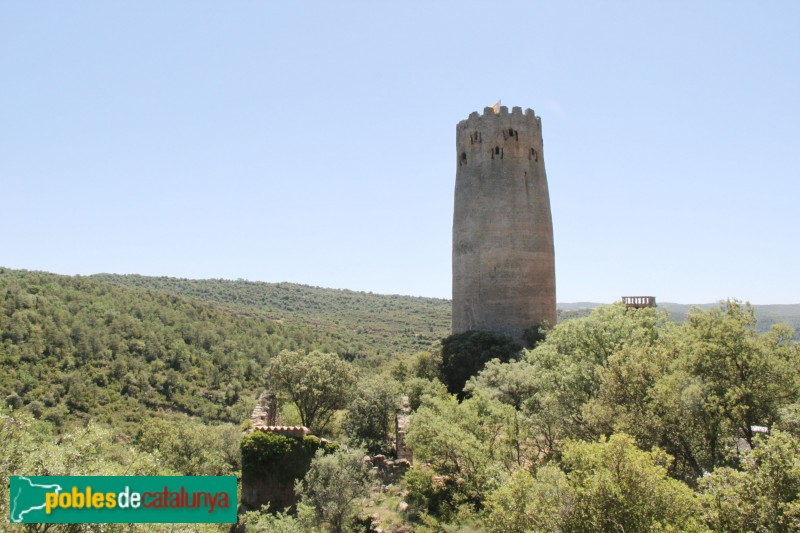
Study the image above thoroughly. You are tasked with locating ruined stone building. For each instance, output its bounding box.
[395,396,412,463]
[242,391,316,511]
[242,391,409,514]
[250,390,281,427]
[452,106,556,341]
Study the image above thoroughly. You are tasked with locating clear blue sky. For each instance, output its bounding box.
[1,2,798,304]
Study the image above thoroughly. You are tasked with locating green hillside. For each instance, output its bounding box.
[3,267,798,432]
[2,268,799,532]
[0,268,453,431]
[91,273,451,360]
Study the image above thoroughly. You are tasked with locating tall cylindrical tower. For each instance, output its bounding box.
[452,105,556,341]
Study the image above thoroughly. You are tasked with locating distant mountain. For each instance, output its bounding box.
[557,301,800,338]
[557,302,605,311]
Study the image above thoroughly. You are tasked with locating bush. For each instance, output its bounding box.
[241,431,338,483]
[343,376,400,455]
[439,331,521,398]
[295,448,374,533]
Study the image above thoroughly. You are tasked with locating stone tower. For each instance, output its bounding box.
[452,105,556,341]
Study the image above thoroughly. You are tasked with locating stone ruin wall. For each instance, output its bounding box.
[242,391,412,514]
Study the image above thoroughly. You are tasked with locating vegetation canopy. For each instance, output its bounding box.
[2,267,799,531]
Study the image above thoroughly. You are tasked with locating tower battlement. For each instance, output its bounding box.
[456,107,543,167]
[460,105,540,124]
[452,104,556,342]
[457,107,542,137]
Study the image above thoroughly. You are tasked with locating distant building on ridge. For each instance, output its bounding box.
[622,296,657,309]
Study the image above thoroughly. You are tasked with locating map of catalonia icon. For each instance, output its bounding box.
[10,476,63,523]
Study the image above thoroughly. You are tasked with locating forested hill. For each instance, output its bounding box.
[3,267,798,431]
[88,275,800,338]
[91,273,451,358]
[0,268,446,431]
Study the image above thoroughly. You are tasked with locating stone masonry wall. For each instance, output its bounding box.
[452,106,556,341]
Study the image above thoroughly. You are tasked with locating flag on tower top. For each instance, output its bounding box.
[491,100,501,114]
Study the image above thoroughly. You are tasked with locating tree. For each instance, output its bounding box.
[560,434,703,532]
[583,301,800,483]
[456,305,670,460]
[681,301,799,451]
[409,341,443,381]
[405,376,448,411]
[295,448,374,533]
[343,375,400,455]
[483,467,567,533]
[267,350,356,435]
[0,407,165,525]
[464,358,539,410]
[135,416,241,475]
[582,340,708,481]
[700,430,800,533]
[484,433,703,532]
[240,507,307,532]
[405,390,534,514]
[439,331,521,398]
